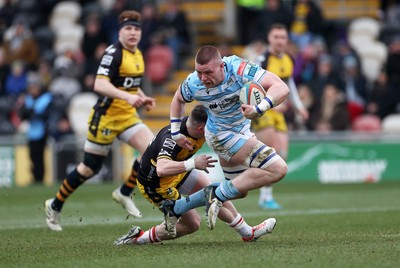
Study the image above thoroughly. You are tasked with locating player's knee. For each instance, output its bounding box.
[184,215,201,233]
[269,159,288,183]
[82,152,105,175]
[190,220,201,233]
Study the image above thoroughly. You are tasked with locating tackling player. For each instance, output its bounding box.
[45,10,155,231]
[252,23,309,209]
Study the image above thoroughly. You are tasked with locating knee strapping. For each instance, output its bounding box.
[243,142,277,169]
[83,152,105,174]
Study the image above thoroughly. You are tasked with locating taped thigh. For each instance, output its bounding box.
[243,140,280,169]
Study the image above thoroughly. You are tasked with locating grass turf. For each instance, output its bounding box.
[1,181,399,268]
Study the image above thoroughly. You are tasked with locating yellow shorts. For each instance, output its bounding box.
[137,172,189,207]
[251,109,288,132]
[86,109,142,145]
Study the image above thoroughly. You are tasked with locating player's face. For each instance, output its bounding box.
[119,25,142,50]
[195,59,225,89]
[268,28,288,54]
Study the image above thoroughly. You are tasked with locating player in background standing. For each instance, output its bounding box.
[114,105,276,245]
[252,23,309,209]
[45,10,155,231]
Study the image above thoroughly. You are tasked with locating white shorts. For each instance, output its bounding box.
[205,124,253,161]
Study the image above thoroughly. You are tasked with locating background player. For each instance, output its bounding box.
[45,10,155,231]
[252,23,309,209]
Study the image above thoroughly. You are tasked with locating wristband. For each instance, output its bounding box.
[183,158,195,171]
[170,117,182,140]
[254,95,275,115]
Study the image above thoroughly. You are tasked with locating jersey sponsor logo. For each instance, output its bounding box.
[97,66,109,76]
[101,55,113,66]
[123,77,142,88]
[105,45,116,54]
[159,149,172,157]
[208,95,239,110]
[163,138,176,150]
[248,66,257,77]
[237,61,246,76]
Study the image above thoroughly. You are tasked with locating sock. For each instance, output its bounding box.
[173,189,206,215]
[52,168,89,212]
[264,186,273,202]
[259,186,267,203]
[120,159,139,196]
[227,213,253,239]
[136,227,161,245]
[215,180,240,202]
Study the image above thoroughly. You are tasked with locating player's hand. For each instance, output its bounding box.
[143,96,156,111]
[194,155,218,174]
[126,94,144,108]
[175,135,194,151]
[241,104,259,119]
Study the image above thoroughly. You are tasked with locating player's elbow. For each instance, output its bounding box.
[93,79,104,93]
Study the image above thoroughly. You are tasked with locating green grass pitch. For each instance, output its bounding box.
[1,181,399,268]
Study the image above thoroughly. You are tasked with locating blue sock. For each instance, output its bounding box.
[173,189,206,215]
[215,180,240,202]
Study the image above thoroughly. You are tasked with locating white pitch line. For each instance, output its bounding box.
[1,206,399,230]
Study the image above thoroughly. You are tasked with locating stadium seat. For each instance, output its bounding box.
[348,17,380,40]
[145,45,174,85]
[51,1,82,23]
[356,41,388,82]
[381,114,400,133]
[351,114,381,132]
[53,24,84,54]
[67,92,98,137]
[348,34,373,50]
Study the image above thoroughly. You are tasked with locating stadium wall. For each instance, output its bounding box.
[1,132,399,187]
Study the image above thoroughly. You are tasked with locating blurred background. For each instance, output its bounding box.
[0,0,399,188]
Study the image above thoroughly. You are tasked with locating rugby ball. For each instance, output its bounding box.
[239,81,266,105]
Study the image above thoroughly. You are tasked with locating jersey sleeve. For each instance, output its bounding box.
[156,136,181,161]
[96,44,122,81]
[179,72,200,102]
[230,55,266,85]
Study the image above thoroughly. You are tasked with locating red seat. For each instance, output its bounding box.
[351,114,381,132]
[145,45,174,85]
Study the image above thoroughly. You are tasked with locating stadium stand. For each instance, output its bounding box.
[381,114,400,133]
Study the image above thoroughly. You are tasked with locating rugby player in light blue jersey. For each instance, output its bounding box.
[161,45,290,235]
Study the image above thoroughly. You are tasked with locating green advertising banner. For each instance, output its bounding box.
[0,146,14,187]
[285,142,399,183]
[196,141,400,183]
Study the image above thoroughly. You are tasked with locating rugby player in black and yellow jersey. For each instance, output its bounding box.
[252,23,309,210]
[114,105,275,245]
[45,10,156,231]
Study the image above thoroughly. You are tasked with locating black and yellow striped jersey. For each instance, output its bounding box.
[137,117,205,185]
[94,41,145,119]
[259,51,294,82]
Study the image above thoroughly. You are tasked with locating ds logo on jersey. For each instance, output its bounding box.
[123,77,142,88]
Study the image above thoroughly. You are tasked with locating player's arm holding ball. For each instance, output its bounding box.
[241,71,290,119]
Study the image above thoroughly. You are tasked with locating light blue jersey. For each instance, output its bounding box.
[180,55,266,134]
[180,55,271,161]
